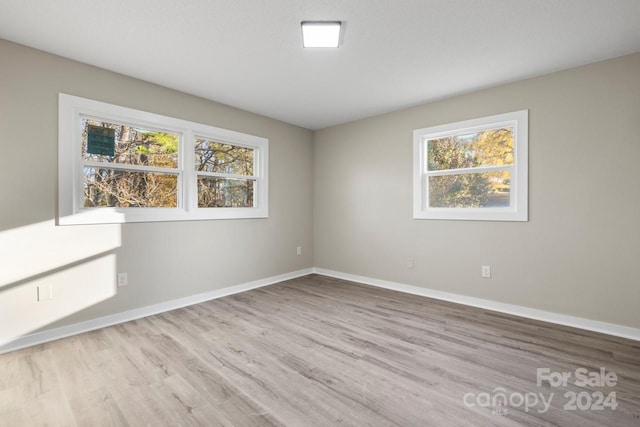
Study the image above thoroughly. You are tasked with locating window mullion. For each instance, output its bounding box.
[183,130,196,212]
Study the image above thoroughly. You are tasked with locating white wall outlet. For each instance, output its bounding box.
[296,246,302,256]
[37,284,53,301]
[117,273,128,287]
[481,265,491,278]
[408,258,415,269]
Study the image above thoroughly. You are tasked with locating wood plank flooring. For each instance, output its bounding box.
[1,274,639,426]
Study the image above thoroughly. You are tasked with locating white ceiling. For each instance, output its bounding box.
[1,1,639,130]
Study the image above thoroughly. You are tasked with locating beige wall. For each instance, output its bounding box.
[314,54,640,328]
[1,37,638,346]
[0,39,314,343]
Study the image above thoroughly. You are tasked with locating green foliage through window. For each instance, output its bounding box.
[427,128,513,208]
[194,138,256,207]
[81,118,179,208]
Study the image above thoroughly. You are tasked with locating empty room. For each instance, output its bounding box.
[1,1,639,426]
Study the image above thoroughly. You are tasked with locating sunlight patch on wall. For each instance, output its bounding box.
[0,220,121,347]
[0,220,121,288]
[0,254,117,346]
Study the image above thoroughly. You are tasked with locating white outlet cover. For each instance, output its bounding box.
[117,273,128,287]
[37,284,53,301]
[481,265,491,278]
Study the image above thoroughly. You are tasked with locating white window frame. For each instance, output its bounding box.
[58,93,268,225]
[413,110,528,221]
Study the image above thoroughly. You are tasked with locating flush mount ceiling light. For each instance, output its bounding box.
[301,21,341,48]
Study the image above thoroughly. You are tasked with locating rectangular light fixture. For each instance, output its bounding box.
[301,21,341,48]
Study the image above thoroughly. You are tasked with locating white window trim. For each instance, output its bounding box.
[413,110,528,221]
[58,93,268,225]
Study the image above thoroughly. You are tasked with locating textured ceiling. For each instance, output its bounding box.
[1,0,639,130]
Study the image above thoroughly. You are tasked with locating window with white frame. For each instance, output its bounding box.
[58,94,268,225]
[413,110,528,221]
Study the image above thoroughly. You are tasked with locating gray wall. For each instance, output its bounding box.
[0,39,313,341]
[314,54,640,328]
[1,37,638,344]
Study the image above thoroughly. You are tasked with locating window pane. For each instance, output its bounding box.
[195,139,254,175]
[428,171,510,208]
[81,118,179,169]
[83,167,178,208]
[198,177,254,208]
[427,127,514,171]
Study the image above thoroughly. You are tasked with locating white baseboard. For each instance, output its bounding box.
[3,266,638,354]
[312,268,640,342]
[0,268,314,354]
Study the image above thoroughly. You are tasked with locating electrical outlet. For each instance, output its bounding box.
[408,258,415,269]
[117,273,128,287]
[296,246,302,256]
[481,265,491,278]
[37,284,53,301]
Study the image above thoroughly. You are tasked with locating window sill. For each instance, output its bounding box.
[58,207,269,225]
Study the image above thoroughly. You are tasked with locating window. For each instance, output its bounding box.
[413,110,528,221]
[59,94,268,225]
[194,138,256,208]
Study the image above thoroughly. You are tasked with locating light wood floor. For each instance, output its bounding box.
[1,274,639,426]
